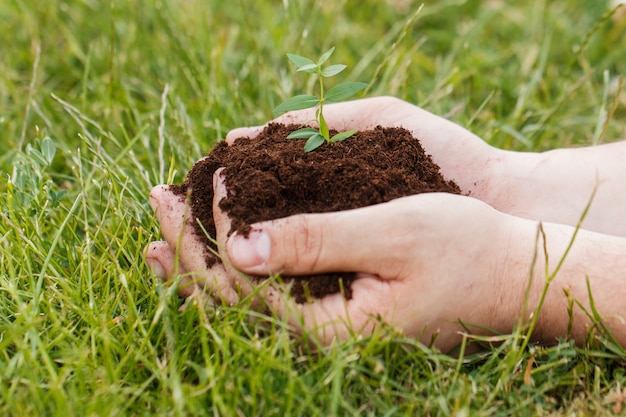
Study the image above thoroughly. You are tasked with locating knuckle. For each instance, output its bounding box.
[283,215,324,272]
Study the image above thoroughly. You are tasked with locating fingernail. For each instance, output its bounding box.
[146,258,166,279]
[229,230,271,269]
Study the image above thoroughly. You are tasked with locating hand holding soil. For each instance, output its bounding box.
[150,185,526,352]
[147,97,495,304]
[146,97,626,352]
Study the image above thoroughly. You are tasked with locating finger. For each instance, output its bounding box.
[212,168,256,298]
[145,241,194,298]
[145,241,222,307]
[225,126,265,145]
[225,200,405,277]
[145,241,174,280]
[149,185,239,305]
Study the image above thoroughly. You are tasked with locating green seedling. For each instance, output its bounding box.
[273,47,368,152]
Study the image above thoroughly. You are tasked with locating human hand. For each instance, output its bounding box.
[220,190,531,352]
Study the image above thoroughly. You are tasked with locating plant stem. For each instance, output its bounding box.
[317,68,329,142]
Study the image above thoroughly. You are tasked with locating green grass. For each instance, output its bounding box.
[1,0,626,415]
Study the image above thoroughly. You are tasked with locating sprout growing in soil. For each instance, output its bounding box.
[273,47,368,152]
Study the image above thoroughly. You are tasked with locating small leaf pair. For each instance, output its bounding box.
[273,47,367,152]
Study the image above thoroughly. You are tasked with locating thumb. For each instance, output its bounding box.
[225,125,264,145]
[225,205,392,276]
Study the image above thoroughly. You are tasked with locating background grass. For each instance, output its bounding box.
[1,0,626,415]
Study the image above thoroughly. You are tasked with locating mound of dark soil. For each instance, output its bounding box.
[171,123,461,303]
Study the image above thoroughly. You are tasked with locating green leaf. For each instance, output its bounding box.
[296,63,319,74]
[273,95,319,114]
[318,47,335,65]
[304,134,325,152]
[40,136,56,164]
[321,64,347,77]
[330,130,357,143]
[27,147,47,167]
[287,53,316,69]
[287,128,318,139]
[325,82,368,102]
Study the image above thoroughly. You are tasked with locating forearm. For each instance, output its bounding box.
[506,217,626,346]
[483,141,626,237]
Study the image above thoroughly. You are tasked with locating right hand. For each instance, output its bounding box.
[222,190,531,352]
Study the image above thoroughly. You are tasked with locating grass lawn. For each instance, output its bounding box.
[2,0,626,415]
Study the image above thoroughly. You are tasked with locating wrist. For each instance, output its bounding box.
[472,148,543,214]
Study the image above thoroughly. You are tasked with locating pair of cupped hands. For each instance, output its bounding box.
[146,97,528,352]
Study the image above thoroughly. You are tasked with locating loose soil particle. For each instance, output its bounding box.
[171,123,461,303]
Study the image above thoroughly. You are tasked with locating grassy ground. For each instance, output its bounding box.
[1,0,626,415]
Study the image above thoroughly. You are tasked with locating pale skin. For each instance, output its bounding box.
[146,96,626,353]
